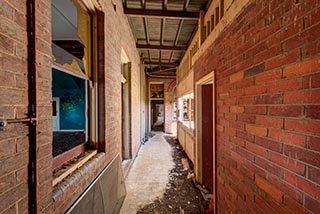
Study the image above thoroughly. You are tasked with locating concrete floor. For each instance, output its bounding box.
[119,132,174,214]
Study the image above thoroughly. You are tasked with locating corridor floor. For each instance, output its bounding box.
[119,132,174,214]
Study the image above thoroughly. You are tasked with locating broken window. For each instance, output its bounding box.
[178,92,194,129]
[173,89,177,120]
[51,0,99,172]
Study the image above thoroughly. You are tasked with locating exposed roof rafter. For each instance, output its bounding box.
[137,44,186,51]
[144,61,179,67]
[174,20,184,46]
[143,18,150,44]
[169,51,174,63]
[147,66,176,73]
[124,0,210,76]
[124,7,199,20]
[160,18,166,45]
[140,0,145,9]
[184,0,190,10]
[163,0,168,10]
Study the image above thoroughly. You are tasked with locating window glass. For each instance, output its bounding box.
[51,0,95,170]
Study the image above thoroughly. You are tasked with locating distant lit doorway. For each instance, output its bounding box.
[151,100,164,132]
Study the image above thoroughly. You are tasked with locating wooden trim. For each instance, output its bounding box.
[124,7,199,20]
[196,71,214,85]
[53,143,87,170]
[53,150,98,186]
[144,61,179,67]
[137,44,186,51]
[52,62,89,80]
[195,70,216,213]
[79,0,102,12]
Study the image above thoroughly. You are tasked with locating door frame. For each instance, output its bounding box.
[148,82,164,132]
[121,62,132,160]
[150,100,165,131]
[52,97,60,131]
[195,71,216,212]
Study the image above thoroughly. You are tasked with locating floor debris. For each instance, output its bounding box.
[137,136,210,214]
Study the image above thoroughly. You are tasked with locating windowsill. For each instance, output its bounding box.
[178,120,195,130]
[53,143,87,170]
[52,152,107,212]
[178,121,195,137]
[53,150,98,186]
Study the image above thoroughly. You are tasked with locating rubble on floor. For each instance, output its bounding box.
[137,136,211,214]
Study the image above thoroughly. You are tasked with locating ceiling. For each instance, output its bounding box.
[52,0,86,64]
[123,0,211,77]
[52,0,79,41]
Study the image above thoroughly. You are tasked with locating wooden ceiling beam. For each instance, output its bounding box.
[137,44,186,51]
[160,18,166,45]
[147,66,176,73]
[144,61,179,67]
[148,50,152,69]
[163,0,168,10]
[146,74,176,79]
[169,51,174,63]
[174,20,184,46]
[184,0,190,10]
[140,0,145,9]
[124,7,199,20]
[143,17,150,44]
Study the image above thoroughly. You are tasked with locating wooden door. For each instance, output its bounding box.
[201,84,213,192]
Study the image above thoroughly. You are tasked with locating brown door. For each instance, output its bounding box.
[201,84,213,192]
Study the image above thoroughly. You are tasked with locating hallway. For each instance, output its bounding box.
[120,132,174,213]
[1,0,319,213]
[120,132,210,214]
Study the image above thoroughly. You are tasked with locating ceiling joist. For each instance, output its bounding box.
[144,61,179,67]
[124,7,199,20]
[148,68,176,73]
[137,44,186,51]
[140,0,145,9]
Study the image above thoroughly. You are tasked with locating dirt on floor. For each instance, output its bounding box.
[137,136,212,214]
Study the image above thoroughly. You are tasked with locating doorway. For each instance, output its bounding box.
[196,71,216,205]
[121,62,132,160]
[151,100,165,132]
[201,84,213,192]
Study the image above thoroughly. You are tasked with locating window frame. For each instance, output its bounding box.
[51,0,105,185]
[178,92,194,129]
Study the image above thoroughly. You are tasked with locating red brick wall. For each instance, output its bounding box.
[1,0,142,213]
[104,0,142,160]
[194,0,320,213]
[35,0,54,212]
[0,0,34,213]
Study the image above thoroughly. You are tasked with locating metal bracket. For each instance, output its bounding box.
[0,117,7,131]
